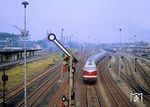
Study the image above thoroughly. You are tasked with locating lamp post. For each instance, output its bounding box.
[118,28,122,81]
[22,1,29,107]
[119,28,122,48]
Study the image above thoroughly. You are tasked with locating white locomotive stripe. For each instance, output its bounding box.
[83,75,97,78]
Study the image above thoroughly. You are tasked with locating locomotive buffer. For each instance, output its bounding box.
[48,33,78,107]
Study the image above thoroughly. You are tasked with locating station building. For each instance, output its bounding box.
[0,32,41,66]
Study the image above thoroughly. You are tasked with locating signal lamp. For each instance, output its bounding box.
[71,93,75,100]
[61,95,67,102]
[72,67,76,73]
[2,75,8,82]
[73,57,78,64]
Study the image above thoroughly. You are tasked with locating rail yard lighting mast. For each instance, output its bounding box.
[118,28,122,81]
[48,33,78,107]
[22,1,29,107]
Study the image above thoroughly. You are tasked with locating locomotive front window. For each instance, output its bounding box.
[84,67,96,70]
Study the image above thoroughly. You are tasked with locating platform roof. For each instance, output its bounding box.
[0,48,41,54]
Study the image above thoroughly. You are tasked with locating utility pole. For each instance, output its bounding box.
[48,33,77,107]
[22,1,29,107]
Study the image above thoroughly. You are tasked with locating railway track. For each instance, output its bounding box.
[94,85,102,107]
[139,59,150,78]
[0,63,61,106]
[142,59,150,68]
[125,59,150,102]
[49,78,69,107]
[17,70,60,107]
[123,53,150,83]
[123,58,134,80]
[136,56,150,68]
[113,55,150,103]
[119,54,150,90]
[74,56,86,107]
[80,83,87,107]
[100,58,132,107]
[85,85,102,107]
[136,62,150,88]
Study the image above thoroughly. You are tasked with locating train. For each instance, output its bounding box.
[83,51,106,83]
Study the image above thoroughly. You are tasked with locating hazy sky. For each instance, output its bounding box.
[0,0,150,43]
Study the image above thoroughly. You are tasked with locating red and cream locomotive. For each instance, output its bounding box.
[83,51,106,83]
